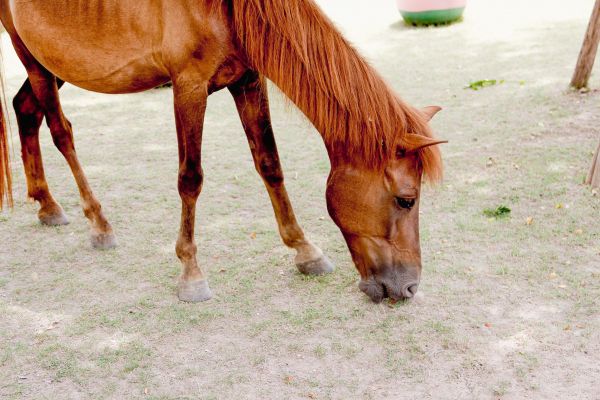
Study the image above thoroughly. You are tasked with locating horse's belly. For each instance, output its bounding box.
[10,0,170,93]
[25,48,169,94]
[25,50,169,94]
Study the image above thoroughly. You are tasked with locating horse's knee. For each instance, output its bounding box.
[178,162,204,199]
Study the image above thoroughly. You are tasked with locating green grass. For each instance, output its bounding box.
[483,205,512,218]
[37,344,80,381]
[464,79,505,90]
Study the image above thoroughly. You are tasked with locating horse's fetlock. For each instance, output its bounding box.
[176,240,197,260]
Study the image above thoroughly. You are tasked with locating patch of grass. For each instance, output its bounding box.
[97,341,152,375]
[404,333,425,357]
[330,341,360,359]
[483,205,512,218]
[1,384,24,400]
[427,320,453,335]
[314,344,327,358]
[0,340,29,366]
[493,380,511,397]
[384,349,408,374]
[278,306,341,330]
[248,320,273,338]
[495,265,511,276]
[465,79,505,90]
[37,344,80,381]
[156,305,225,334]
[69,310,126,335]
[251,355,266,366]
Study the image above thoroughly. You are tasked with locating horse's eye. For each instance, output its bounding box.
[395,197,416,210]
[396,148,407,158]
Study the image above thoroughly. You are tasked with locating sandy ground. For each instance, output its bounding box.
[1,0,599,399]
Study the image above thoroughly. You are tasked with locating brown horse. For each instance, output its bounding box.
[0,0,445,303]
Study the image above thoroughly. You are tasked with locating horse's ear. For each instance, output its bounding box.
[420,106,442,121]
[404,133,448,152]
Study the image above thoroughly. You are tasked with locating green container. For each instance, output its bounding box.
[400,7,465,25]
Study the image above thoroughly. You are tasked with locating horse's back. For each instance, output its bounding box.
[1,0,232,93]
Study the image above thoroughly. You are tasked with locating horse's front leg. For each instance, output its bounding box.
[172,73,212,302]
[228,71,334,276]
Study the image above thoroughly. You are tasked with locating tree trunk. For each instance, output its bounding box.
[571,0,600,89]
[586,139,600,188]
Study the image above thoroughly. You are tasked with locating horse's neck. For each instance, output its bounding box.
[230,0,408,166]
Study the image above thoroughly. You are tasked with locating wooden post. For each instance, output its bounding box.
[586,139,600,188]
[571,0,600,89]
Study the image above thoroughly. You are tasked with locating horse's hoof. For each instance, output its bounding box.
[177,279,213,303]
[91,232,117,250]
[38,209,69,226]
[296,255,335,276]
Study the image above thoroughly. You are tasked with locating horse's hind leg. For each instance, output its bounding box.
[228,71,334,276]
[14,46,115,248]
[13,79,68,226]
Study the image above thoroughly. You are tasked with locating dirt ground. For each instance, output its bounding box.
[1,0,599,399]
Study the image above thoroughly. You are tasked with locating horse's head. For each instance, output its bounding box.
[326,107,445,303]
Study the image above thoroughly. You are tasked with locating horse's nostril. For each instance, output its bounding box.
[404,283,419,298]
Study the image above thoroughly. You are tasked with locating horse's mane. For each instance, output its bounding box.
[229,0,442,182]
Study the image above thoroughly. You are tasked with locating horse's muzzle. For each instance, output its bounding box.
[358,268,420,303]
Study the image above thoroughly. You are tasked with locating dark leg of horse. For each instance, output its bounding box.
[172,71,212,302]
[13,79,68,226]
[229,71,334,275]
[14,43,115,248]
